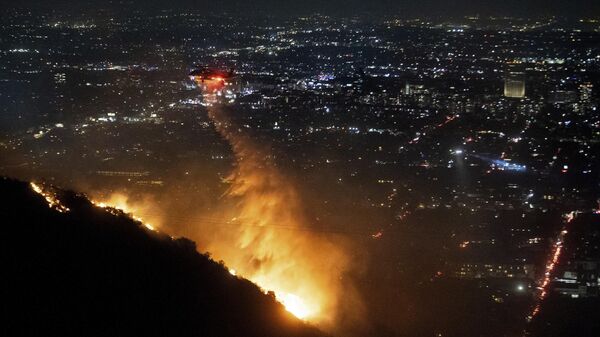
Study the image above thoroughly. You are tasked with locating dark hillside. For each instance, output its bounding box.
[0,177,325,337]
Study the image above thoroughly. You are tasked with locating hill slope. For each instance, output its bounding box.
[0,177,326,337]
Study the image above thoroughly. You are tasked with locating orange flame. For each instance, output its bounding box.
[192,80,358,327]
[30,182,70,213]
[91,79,362,330]
[91,193,162,233]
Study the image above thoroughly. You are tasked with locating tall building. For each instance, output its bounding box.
[550,89,578,105]
[579,82,593,102]
[404,83,425,96]
[504,64,526,98]
[579,82,593,111]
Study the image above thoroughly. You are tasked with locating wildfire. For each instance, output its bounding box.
[277,292,311,320]
[188,79,355,326]
[91,194,159,233]
[30,182,70,213]
[88,186,334,321]
[32,163,343,324]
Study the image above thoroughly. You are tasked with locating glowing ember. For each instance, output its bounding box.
[277,293,311,320]
[91,196,158,233]
[30,182,70,213]
[371,231,383,239]
[144,223,156,231]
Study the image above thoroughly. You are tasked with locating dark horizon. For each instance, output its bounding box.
[3,0,600,18]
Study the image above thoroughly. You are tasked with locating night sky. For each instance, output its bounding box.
[4,0,600,17]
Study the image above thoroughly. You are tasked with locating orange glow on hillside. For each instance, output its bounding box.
[87,77,361,328]
[30,182,70,213]
[91,193,161,233]
[190,80,358,326]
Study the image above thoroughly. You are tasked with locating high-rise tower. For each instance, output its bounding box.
[504,64,526,98]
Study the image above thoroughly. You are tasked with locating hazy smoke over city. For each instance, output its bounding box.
[91,85,365,333]
[197,98,363,331]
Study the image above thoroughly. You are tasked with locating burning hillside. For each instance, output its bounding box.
[1,177,327,337]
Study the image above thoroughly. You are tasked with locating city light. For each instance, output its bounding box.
[527,212,576,321]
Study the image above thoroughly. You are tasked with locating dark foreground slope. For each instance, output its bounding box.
[0,177,325,337]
